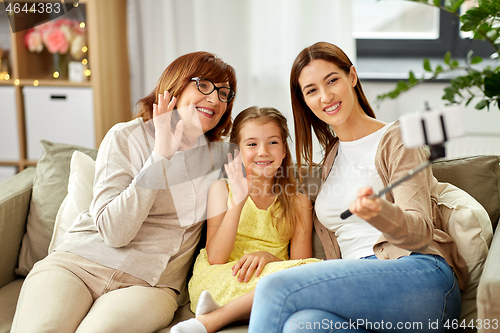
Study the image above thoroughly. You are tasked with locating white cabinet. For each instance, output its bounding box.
[0,86,20,161]
[24,87,95,160]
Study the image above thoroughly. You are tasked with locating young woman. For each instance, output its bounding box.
[171,107,321,333]
[248,42,468,333]
[12,51,237,333]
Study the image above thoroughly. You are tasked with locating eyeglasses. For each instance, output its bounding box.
[190,77,235,103]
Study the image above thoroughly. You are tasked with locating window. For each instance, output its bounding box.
[353,0,492,58]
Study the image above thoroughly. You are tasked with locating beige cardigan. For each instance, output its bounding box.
[58,118,228,293]
[313,122,469,290]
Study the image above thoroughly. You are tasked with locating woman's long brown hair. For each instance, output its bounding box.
[136,51,237,142]
[290,42,375,171]
[230,107,306,242]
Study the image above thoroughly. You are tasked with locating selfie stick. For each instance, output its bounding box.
[339,158,433,220]
[340,103,450,220]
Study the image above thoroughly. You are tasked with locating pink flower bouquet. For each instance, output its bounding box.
[24,18,87,60]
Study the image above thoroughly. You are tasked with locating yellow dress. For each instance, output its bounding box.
[188,186,322,312]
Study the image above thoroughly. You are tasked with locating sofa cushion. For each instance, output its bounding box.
[436,182,493,323]
[16,141,98,277]
[432,155,500,230]
[0,168,36,289]
[0,279,23,333]
[48,151,96,253]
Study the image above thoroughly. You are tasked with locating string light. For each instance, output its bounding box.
[82,59,88,65]
[82,46,88,53]
[53,71,60,79]
[80,22,85,29]
[4,74,9,80]
[14,79,20,85]
[33,80,39,86]
[85,69,91,77]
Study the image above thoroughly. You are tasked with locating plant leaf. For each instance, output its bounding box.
[423,58,432,72]
[471,56,483,65]
[408,71,418,84]
[450,0,466,13]
[475,99,489,110]
[466,50,474,63]
[444,51,451,65]
[461,6,490,31]
[443,86,458,103]
[396,80,409,91]
[484,72,500,97]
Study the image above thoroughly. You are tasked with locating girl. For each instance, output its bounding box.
[171,107,321,333]
[12,51,236,333]
[248,42,468,333]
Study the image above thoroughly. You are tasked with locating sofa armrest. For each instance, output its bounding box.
[0,168,36,289]
[477,222,500,332]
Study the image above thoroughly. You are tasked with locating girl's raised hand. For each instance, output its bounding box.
[225,150,252,206]
[348,186,382,220]
[231,251,279,283]
[152,91,184,159]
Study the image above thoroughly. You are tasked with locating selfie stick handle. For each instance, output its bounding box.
[339,160,431,220]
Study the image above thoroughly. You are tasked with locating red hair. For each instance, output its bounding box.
[136,51,237,141]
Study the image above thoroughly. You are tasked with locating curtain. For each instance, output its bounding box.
[127,0,354,162]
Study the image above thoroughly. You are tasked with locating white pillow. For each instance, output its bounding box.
[436,182,493,323]
[48,150,95,253]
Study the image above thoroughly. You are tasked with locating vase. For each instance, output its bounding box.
[54,53,69,79]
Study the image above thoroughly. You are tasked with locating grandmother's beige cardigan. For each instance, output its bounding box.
[313,122,469,290]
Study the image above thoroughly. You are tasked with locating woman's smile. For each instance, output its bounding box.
[196,106,215,118]
[323,102,341,115]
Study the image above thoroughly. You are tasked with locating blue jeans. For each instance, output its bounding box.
[248,254,460,333]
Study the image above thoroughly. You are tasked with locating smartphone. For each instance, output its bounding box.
[399,105,465,148]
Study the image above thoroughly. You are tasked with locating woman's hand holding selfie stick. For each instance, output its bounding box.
[341,103,465,220]
[340,159,432,220]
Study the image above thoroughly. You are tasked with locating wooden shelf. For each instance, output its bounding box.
[0,161,20,166]
[0,0,130,172]
[18,79,92,87]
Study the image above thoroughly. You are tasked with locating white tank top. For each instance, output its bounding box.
[315,122,393,259]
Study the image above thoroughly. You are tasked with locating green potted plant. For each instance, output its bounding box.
[377,0,500,110]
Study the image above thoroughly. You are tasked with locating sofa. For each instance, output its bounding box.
[0,140,499,333]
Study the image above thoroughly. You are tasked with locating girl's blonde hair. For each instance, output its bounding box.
[230,106,304,242]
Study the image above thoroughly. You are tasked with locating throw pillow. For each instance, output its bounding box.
[432,155,500,229]
[436,182,493,323]
[15,140,98,277]
[48,151,96,253]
